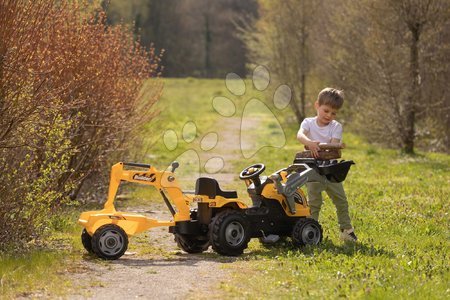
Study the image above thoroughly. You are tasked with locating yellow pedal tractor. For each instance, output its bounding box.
[78,161,323,259]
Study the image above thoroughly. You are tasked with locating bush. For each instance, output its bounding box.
[0,0,162,249]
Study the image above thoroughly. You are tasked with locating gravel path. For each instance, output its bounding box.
[67,117,257,299]
[67,206,237,300]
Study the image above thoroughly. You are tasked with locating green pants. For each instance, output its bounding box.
[306,170,352,230]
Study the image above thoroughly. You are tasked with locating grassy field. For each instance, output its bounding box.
[223,134,449,299]
[147,78,449,299]
[1,78,448,298]
[0,210,82,298]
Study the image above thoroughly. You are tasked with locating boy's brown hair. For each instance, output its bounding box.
[317,88,344,109]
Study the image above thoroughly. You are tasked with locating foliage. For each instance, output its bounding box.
[242,0,450,154]
[324,0,449,154]
[0,0,161,249]
[239,0,322,123]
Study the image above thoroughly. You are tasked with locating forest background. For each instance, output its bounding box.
[104,0,449,152]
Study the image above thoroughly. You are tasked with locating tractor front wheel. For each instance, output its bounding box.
[291,218,323,247]
[174,234,210,254]
[91,224,128,260]
[210,210,250,256]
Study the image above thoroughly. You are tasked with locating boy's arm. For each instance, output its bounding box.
[330,123,343,145]
[297,128,321,158]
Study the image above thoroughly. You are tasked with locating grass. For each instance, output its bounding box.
[2,78,449,298]
[0,210,82,299]
[222,133,450,299]
[0,251,69,298]
[143,78,450,298]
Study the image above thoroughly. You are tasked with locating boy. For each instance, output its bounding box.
[297,87,357,242]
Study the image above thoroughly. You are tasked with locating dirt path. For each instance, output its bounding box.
[66,117,257,299]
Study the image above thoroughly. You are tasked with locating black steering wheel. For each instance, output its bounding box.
[239,163,266,180]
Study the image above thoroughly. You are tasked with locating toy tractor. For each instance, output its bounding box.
[78,161,323,259]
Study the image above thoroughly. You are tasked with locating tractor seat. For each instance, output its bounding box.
[195,177,238,199]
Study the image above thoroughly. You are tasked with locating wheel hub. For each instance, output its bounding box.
[99,230,123,255]
[225,221,244,246]
[302,224,320,244]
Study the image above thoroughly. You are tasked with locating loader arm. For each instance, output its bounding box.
[103,162,191,221]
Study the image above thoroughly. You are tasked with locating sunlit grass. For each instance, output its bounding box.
[139,78,450,298]
[223,131,450,298]
[0,251,71,299]
[0,210,81,299]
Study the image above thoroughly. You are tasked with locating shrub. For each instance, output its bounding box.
[0,0,161,249]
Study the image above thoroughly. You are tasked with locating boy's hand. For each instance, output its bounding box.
[306,141,321,158]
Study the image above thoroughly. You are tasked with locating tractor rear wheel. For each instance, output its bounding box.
[174,234,210,254]
[81,229,93,253]
[91,224,128,260]
[291,218,323,247]
[210,210,250,256]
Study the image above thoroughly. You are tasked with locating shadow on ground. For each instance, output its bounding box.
[245,237,395,259]
[82,251,239,267]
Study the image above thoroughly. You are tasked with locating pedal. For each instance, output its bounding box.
[260,234,280,244]
[245,207,269,215]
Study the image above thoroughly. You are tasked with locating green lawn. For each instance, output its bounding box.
[0,211,82,298]
[148,78,450,299]
[222,133,449,299]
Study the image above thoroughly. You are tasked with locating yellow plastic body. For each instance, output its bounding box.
[261,184,310,217]
[187,194,248,209]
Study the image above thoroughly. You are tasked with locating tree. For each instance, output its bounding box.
[0,0,161,248]
[390,0,444,153]
[240,0,322,123]
[322,0,449,153]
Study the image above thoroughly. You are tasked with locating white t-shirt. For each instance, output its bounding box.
[299,117,343,143]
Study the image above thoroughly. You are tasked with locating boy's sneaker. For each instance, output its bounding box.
[340,228,358,242]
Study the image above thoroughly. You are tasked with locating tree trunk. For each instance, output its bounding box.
[299,2,307,120]
[403,27,420,154]
[291,89,304,123]
[300,73,306,119]
[204,14,212,78]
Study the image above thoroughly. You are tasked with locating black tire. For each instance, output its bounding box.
[291,218,323,247]
[210,210,250,256]
[91,224,128,260]
[174,234,210,254]
[81,229,93,253]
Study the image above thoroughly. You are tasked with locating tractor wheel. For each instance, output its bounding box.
[91,224,128,260]
[81,229,93,253]
[174,234,209,254]
[291,218,323,247]
[210,210,250,256]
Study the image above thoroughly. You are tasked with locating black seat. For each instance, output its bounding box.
[195,177,238,199]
